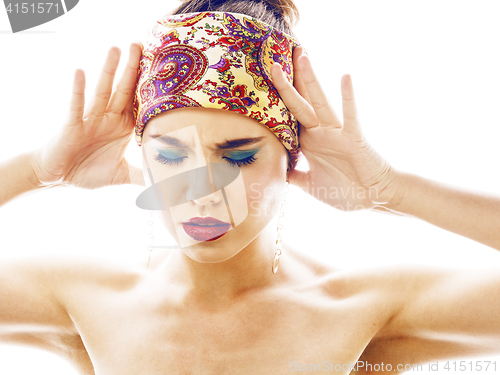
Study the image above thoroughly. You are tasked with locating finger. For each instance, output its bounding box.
[297,54,342,128]
[126,163,146,186]
[287,168,310,191]
[66,69,86,127]
[271,63,320,129]
[107,42,143,115]
[125,84,135,118]
[85,46,121,118]
[341,74,362,135]
[372,206,406,216]
[115,159,146,186]
[292,46,311,105]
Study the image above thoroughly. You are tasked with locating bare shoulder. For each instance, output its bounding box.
[12,253,146,324]
[0,253,142,367]
[319,262,434,299]
[285,243,422,304]
[296,259,442,334]
[26,253,144,292]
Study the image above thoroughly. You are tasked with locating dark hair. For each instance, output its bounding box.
[172,0,299,35]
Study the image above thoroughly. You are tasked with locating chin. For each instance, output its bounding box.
[179,231,246,263]
[176,217,266,263]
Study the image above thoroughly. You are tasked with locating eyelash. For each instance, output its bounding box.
[222,155,257,167]
[154,153,258,167]
[155,154,187,166]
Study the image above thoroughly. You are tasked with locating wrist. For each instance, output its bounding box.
[24,150,44,190]
[378,170,412,214]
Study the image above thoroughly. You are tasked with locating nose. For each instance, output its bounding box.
[192,190,223,205]
[185,165,222,205]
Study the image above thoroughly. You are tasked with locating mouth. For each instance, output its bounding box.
[181,217,231,242]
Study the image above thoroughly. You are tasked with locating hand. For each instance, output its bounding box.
[270,47,405,211]
[30,42,145,190]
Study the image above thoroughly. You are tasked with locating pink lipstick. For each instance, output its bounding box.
[182,217,231,242]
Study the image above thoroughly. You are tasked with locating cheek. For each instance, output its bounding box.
[251,145,287,217]
[142,155,153,186]
[243,159,286,221]
[246,179,282,220]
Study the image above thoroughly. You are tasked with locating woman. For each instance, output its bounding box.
[0,0,499,374]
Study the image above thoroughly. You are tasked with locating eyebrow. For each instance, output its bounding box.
[149,134,189,148]
[214,136,265,149]
[149,134,265,149]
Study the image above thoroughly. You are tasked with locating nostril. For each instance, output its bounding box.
[191,191,223,205]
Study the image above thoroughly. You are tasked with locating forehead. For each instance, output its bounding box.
[143,107,272,143]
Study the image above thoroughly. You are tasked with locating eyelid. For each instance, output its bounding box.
[155,147,187,156]
[223,148,260,158]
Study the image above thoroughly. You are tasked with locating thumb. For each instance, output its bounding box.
[122,160,145,186]
[341,74,362,137]
[287,168,310,192]
[129,164,146,186]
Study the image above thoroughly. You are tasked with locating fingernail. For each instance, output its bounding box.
[133,40,144,49]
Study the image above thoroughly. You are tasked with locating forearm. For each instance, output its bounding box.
[381,172,500,251]
[0,152,44,207]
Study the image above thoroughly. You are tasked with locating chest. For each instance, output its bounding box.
[71,289,381,375]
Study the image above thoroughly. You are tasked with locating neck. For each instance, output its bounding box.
[157,217,285,306]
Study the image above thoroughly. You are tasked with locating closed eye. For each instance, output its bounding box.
[155,153,187,166]
[155,148,187,166]
[222,148,259,167]
[154,148,260,167]
[222,154,257,167]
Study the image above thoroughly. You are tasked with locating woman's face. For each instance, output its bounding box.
[141,107,288,263]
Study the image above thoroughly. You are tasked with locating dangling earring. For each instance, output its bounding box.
[147,210,155,269]
[272,176,290,274]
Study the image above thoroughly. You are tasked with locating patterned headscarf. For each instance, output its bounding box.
[133,11,301,169]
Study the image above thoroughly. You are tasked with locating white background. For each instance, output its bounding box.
[0,0,499,373]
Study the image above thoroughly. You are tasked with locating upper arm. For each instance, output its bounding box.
[0,255,79,351]
[373,264,500,359]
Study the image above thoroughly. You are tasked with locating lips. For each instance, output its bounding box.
[182,217,231,242]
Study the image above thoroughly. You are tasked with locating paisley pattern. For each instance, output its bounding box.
[158,12,208,28]
[222,13,271,42]
[138,48,206,98]
[133,11,302,169]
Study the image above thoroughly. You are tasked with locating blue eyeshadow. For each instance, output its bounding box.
[225,148,260,160]
[156,148,185,159]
